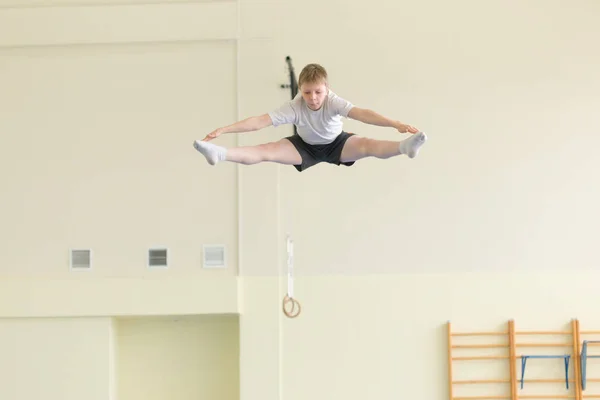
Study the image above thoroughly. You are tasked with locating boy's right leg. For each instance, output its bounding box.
[193,138,302,166]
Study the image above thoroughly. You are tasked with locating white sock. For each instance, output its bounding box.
[193,140,227,165]
[399,131,427,158]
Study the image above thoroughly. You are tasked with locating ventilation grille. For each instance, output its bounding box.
[70,249,92,269]
[203,245,225,268]
[148,248,168,268]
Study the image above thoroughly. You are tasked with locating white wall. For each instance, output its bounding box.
[0,3,239,279]
[273,0,600,275]
[237,1,600,400]
[0,2,242,399]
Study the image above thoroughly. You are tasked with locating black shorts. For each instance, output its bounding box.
[285,131,355,172]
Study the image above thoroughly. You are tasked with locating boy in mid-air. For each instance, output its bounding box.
[193,63,427,172]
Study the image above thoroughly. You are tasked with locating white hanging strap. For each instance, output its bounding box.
[287,234,294,298]
[282,233,301,318]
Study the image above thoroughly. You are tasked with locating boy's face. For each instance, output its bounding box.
[300,81,328,111]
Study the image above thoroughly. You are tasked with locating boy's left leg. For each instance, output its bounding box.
[340,131,427,163]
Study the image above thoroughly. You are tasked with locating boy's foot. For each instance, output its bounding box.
[399,131,427,158]
[193,140,227,165]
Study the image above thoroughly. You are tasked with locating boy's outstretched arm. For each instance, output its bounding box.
[347,107,419,134]
[203,114,273,141]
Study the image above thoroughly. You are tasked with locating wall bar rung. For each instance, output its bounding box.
[516,331,572,335]
[452,332,508,336]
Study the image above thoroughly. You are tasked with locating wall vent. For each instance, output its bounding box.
[148,247,168,268]
[203,245,226,268]
[70,249,92,270]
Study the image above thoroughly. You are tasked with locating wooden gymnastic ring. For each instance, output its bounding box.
[282,295,301,318]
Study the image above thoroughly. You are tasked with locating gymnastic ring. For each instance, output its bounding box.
[282,295,301,318]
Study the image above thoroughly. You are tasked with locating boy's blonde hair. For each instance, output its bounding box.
[298,63,328,88]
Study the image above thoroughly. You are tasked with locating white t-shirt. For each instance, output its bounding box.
[268,90,354,145]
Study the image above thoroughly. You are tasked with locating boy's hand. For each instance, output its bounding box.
[203,128,223,142]
[396,122,419,134]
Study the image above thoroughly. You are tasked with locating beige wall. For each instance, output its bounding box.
[1,0,600,399]
[117,315,239,400]
[280,274,600,400]
[0,317,114,400]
